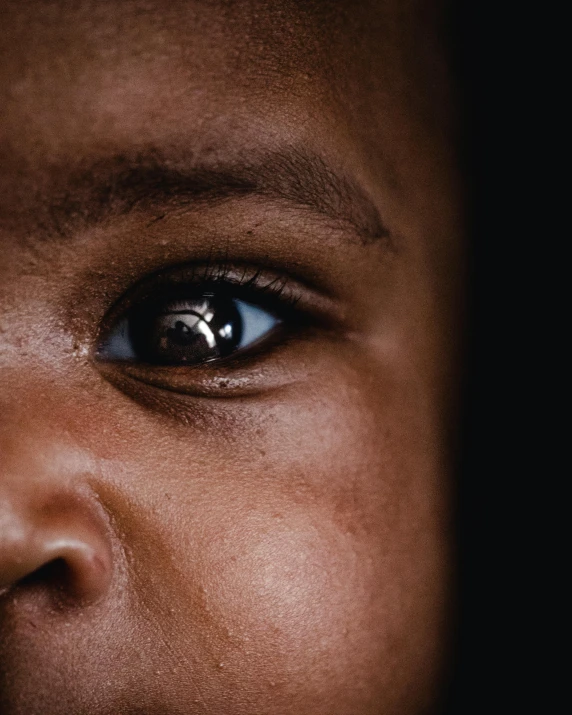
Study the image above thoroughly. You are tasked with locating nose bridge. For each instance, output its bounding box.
[0,427,114,605]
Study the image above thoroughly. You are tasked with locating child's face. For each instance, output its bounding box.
[0,1,463,713]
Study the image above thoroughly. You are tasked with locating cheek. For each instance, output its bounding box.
[92,369,450,713]
[198,506,372,657]
[123,494,386,713]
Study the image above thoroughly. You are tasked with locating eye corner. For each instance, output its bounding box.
[96,316,137,361]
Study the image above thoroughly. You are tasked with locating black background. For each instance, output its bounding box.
[444,2,551,712]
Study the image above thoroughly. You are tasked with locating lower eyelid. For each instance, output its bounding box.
[94,323,351,405]
[97,350,305,400]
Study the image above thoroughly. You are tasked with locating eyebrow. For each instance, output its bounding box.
[39,146,391,246]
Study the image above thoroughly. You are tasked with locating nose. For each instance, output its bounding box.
[0,500,112,604]
[0,445,113,607]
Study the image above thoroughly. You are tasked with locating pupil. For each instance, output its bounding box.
[169,319,196,346]
[130,294,243,365]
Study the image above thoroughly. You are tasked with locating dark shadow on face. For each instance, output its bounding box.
[0,1,464,713]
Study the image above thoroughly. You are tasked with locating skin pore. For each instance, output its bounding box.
[0,1,463,713]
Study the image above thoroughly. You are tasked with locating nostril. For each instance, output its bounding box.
[18,557,68,592]
[8,557,78,608]
[13,556,105,608]
[0,508,114,607]
[2,544,111,607]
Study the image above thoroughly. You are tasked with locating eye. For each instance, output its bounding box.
[97,291,281,366]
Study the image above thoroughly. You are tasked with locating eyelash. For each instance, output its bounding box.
[122,260,302,311]
[180,261,300,311]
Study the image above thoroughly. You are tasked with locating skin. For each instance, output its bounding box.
[0,1,464,713]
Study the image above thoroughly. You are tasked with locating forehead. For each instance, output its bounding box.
[0,0,441,71]
[0,0,449,148]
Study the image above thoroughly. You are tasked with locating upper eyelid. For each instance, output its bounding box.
[113,263,296,305]
[95,260,344,343]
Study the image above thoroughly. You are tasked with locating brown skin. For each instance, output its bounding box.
[0,1,463,713]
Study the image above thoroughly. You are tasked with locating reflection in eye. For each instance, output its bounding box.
[98,293,280,366]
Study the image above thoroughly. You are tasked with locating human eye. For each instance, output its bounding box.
[95,262,321,395]
[98,287,284,368]
[98,292,280,365]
